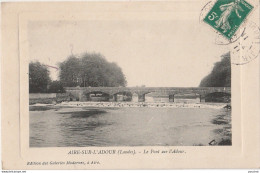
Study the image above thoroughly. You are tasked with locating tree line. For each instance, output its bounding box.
[199,52,231,87]
[29,51,230,93]
[29,52,127,93]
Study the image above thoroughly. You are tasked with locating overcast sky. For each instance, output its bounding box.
[28,12,229,87]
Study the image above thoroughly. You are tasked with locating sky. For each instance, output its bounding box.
[28,10,229,87]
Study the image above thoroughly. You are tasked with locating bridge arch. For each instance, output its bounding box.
[130,91,153,102]
[111,91,133,102]
[173,92,201,103]
[204,92,231,103]
[83,91,110,102]
[145,92,171,102]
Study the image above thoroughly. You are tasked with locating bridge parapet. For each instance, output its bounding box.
[66,87,230,94]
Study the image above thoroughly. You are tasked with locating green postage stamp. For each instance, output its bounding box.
[203,0,254,39]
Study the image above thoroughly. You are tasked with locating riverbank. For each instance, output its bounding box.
[211,113,232,145]
[30,101,230,109]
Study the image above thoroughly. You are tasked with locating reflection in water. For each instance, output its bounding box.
[30,107,231,147]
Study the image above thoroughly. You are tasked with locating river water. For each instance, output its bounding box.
[30,105,231,147]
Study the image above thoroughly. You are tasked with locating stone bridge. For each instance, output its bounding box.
[65,87,231,102]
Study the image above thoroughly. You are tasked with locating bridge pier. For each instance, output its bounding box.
[169,94,174,102]
[109,94,117,102]
[200,95,205,103]
[132,94,138,102]
[138,94,145,102]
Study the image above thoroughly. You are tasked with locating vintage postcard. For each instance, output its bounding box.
[1,0,260,169]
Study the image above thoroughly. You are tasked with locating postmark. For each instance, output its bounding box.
[203,0,254,40]
[230,21,260,65]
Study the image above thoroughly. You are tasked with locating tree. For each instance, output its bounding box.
[199,52,231,87]
[48,80,65,93]
[59,56,81,87]
[29,61,51,93]
[59,52,127,87]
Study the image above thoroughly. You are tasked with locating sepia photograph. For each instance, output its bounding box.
[28,19,232,147]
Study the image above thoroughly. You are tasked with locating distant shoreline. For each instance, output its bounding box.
[30,101,230,109]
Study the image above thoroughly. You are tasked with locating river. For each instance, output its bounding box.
[30,104,231,147]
